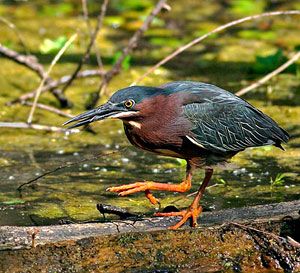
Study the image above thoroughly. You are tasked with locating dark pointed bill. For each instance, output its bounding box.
[63,102,137,129]
[63,103,118,129]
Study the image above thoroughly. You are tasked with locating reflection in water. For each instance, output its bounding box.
[0,137,299,226]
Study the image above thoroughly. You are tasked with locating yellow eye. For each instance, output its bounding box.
[124,99,135,109]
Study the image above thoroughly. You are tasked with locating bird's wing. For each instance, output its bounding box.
[171,82,290,153]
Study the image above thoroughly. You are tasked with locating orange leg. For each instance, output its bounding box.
[106,163,194,205]
[154,168,213,229]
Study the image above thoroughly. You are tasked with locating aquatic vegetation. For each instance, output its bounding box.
[270,173,287,188]
[252,49,297,74]
[0,0,299,226]
[39,36,68,54]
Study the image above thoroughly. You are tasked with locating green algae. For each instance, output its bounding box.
[0,0,299,226]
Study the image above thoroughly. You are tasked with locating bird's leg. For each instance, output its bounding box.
[154,168,213,230]
[106,163,194,205]
[144,190,160,205]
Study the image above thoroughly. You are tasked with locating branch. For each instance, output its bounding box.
[0,44,45,78]
[8,69,104,105]
[81,0,105,72]
[0,122,78,133]
[87,0,168,109]
[235,51,300,96]
[21,101,74,118]
[17,148,124,191]
[60,0,109,94]
[0,44,72,107]
[132,10,300,85]
[27,34,77,124]
[109,0,168,78]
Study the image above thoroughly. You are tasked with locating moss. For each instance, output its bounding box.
[0,0,300,226]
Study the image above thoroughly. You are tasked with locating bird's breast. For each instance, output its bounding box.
[122,92,194,157]
[123,115,191,158]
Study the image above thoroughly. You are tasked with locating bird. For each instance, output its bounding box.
[64,81,289,229]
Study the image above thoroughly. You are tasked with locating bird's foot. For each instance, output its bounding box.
[154,205,202,230]
[145,190,160,205]
[106,182,160,205]
[107,180,191,205]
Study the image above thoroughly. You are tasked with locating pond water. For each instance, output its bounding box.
[0,0,299,226]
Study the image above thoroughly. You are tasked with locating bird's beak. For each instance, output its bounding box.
[63,102,137,129]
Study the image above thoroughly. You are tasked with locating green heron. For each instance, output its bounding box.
[65,81,289,229]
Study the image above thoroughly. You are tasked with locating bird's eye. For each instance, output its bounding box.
[124,99,135,109]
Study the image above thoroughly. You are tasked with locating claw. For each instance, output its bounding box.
[145,190,160,205]
[106,182,159,205]
[154,205,202,230]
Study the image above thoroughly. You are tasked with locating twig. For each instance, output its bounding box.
[17,148,125,191]
[81,0,104,72]
[60,0,108,94]
[0,44,45,78]
[88,0,168,109]
[96,204,139,220]
[0,122,78,132]
[0,16,29,54]
[109,0,168,78]
[21,101,74,118]
[8,69,104,105]
[235,51,300,96]
[229,222,300,265]
[27,34,77,124]
[229,222,283,240]
[132,10,300,85]
[26,228,40,248]
[0,44,72,107]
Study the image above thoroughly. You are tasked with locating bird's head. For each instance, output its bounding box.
[64,86,166,128]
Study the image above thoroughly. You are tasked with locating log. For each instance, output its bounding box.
[0,200,299,273]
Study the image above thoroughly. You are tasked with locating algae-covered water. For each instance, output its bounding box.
[0,0,299,226]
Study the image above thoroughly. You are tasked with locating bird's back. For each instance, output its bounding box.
[161,81,289,154]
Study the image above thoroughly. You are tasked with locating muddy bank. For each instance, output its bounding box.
[1,201,299,272]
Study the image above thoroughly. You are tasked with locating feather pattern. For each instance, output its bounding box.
[162,81,289,154]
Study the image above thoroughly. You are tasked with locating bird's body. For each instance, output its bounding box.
[65,81,289,229]
[116,81,288,166]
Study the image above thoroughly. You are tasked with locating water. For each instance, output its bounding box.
[0,0,299,226]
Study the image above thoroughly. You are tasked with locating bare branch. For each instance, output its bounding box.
[0,44,72,107]
[81,0,104,72]
[0,44,45,78]
[109,0,167,78]
[235,51,300,97]
[8,69,104,105]
[0,122,78,133]
[27,34,77,124]
[17,148,124,191]
[21,101,74,118]
[60,0,109,94]
[132,10,300,85]
[88,0,168,109]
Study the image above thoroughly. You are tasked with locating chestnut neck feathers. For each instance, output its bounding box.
[123,92,190,150]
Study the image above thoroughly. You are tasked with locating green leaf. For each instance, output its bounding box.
[253,49,296,74]
[270,173,287,187]
[112,51,131,70]
[39,36,68,54]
